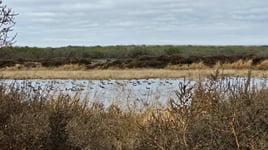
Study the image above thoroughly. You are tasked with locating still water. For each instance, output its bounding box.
[1,77,267,106]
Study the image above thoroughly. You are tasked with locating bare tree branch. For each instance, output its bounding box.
[0,1,17,48]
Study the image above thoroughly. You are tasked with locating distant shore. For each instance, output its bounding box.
[1,69,267,80]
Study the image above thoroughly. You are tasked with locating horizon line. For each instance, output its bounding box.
[11,44,268,48]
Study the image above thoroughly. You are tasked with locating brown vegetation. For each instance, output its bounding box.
[257,60,268,70]
[0,54,268,70]
[0,71,267,149]
[1,69,268,80]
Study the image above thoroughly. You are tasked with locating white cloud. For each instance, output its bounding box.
[5,0,268,47]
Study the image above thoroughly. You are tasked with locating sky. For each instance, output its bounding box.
[6,0,268,47]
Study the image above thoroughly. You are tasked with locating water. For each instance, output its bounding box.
[0,77,267,107]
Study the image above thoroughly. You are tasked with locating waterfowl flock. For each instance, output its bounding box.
[1,77,266,107]
[1,79,183,105]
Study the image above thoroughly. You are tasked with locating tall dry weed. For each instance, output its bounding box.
[0,72,267,149]
[221,59,253,69]
[166,62,208,70]
[256,59,268,70]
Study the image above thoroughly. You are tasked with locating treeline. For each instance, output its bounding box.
[1,45,268,60]
[0,45,268,69]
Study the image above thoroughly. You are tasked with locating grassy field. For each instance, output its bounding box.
[1,69,268,80]
[0,72,267,149]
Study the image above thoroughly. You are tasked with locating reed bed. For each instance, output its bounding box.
[1,58,268,80]
[1,69,268,80]
[0,71,267,149]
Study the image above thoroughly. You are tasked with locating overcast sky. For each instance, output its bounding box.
[6,0,268,47]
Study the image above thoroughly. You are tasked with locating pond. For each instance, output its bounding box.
[1,77,267,107]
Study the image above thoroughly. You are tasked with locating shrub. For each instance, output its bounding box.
[0,72,267,149]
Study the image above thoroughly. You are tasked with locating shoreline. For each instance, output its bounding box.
[1,69,267,80]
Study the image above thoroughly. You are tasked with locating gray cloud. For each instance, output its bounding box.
[6,0,268,47]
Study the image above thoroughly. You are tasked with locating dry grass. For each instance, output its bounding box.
[0,58,267,79]
[167,59,255,70]
[257,59,268,70]
[1,69,268,80]
[220,59,253,69]
[54,64,87,70]
[1,58,267,72]
[1,64,87,71]
[1,71,267,149]
[166,62,208,70]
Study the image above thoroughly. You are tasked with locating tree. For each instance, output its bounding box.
[0,0,17,48]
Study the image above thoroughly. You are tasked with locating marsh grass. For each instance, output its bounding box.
[221,59,253,69]
[1,69,268,80]
[257,59,268,70]
[167,59,256,70]
[0,71,267,149]
[1,58,267,72]
[166,62,208,70]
